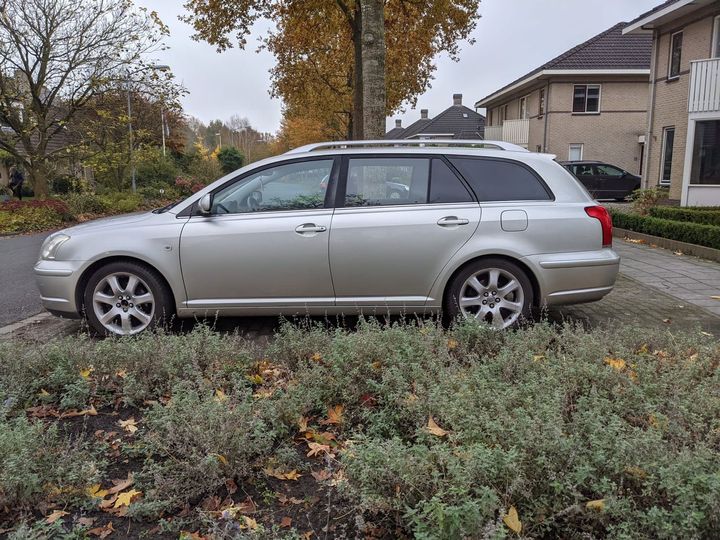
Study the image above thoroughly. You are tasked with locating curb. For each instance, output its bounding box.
[613,227,720,263]
[0,312,51,336]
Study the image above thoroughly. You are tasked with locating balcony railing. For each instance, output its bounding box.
[689,58,720,113]
[483,119,529,146]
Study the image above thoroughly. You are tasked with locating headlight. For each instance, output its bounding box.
[40,234,70,260]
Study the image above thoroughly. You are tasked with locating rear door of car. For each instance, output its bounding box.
[328,155,480,308]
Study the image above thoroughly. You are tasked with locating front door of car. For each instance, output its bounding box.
[593,164,635,199]
[179,157,338,312]
[329,156,480,308]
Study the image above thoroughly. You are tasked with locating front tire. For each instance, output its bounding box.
[445,258,533,329]
[83,261,173,336]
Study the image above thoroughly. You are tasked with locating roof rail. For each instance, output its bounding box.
[285,139,530,154]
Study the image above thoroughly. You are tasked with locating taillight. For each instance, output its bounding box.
[585,206,613,247]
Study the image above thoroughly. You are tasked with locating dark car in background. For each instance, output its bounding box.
[560,161,641,201]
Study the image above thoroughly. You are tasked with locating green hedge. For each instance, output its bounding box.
[649,206,720,227]
[610,209,720,250]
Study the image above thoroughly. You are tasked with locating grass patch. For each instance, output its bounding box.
[1,320,719,537]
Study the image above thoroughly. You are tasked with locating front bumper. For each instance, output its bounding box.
[527,248,620,306]
[34,260,85,316]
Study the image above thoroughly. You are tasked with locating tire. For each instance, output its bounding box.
[444,258,534,329]
[83,261,173,336]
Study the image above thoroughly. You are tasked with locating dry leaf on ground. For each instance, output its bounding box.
[503,506,522,534]
[426,416,448,437]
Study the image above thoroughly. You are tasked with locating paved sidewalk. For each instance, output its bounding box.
[614,238,720,317]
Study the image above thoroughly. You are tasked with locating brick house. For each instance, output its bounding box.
[475,23,652,175]
[624,0,720,206]
[386,94,485,140]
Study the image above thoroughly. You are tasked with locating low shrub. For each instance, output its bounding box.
[98,192,143,214]
[0,416,103,509]
[630,186,669,215]
[649,206,720,227]
[610,209,720,249]
[61,192,110,216]
[0,199,72,233]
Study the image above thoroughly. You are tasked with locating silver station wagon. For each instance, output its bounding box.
[35,140,619,336]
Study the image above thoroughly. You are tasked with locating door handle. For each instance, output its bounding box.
[437,216,470,227]
[295,223,327,234]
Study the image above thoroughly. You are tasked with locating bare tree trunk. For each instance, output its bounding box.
[29,161,50,198]
[360,0,385,140]
[351,5,363,140]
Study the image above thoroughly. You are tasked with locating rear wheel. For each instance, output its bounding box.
[445,258,533,329]
[83,261,173,336]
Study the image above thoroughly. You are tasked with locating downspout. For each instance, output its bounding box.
[542,81,550,153]
[643,29,659,189]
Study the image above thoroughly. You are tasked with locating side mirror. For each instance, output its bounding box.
[198,193,213,215]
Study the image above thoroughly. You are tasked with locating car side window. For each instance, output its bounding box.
[429,159,474,203]
[575,164,595,177]
[344,157,429,207]
[595,165,624,177]
[448,157,552,201]
[211,159,333,214]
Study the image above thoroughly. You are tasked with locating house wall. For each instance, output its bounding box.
[644,3,720,200]
[545,79,648,174]
[485,76,648,174]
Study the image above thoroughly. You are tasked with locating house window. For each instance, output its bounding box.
[690,120,720,185]
[669,31,683,79]
[660,127,675,185]
[538,89,545,117]
[519,96,529,119]
[568,144,583,161]
[713,16,720,58]
[499,104,507,123]
[572,85,600,113]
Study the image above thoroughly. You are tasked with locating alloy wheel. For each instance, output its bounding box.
[458,267,525,329]
[92,272,155,335]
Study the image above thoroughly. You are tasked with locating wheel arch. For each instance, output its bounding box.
[75,256,177,315]
[441,254,542,309]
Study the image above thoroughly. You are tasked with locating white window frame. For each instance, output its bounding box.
[568,143,584,161]
[712,15,720,58]
[668,30,683,80]
[519,95,529,119]
[572,84,601,114]
[538,88,545,117]
[660,126,675,185]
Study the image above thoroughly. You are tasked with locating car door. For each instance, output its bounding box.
[329,156,480,308]
[179,157,338,313]
[594,164,636,200]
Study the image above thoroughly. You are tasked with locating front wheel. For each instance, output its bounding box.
[83,261,173,336]
[445,259,533,329]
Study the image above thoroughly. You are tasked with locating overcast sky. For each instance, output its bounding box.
[138,0,659,134]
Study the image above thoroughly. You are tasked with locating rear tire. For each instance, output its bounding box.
[444,258,533,329]
[83,261,173,336]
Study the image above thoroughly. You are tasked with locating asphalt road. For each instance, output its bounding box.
[0,232,49,326]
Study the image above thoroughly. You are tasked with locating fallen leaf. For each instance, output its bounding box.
[532,354,545,362]
[306,441,331,458]
[38,388,51,397]
[80,367,94,379]
[88,522,114,538]
[674,250,683,256]
[115,370,127,378]
[225,478,238,495]
[322,405,344,425]
[213,454,229,466]
[106,474,133,495]
[77,517,96,527]
[447,338,458,350]
[297,416,309,433]
[280,516,293,528]
[241,516,258,530]
[214,389,227,402]
[113,489,142,508]
[426,416,448,437]
[277,493,304,505]
[246,374,263,385]
[503,505,522,534]
[662,318,672,324]
[86,484,110,499]
[711,296,720,301]
[586,499,606,512]
[118,417,138,434]
[179,532,206,540]
[624,466,647,479]
[60,405,97,418]
[264,467,302,481]
[700,331,713,337]
[604,357,626,371]
[310,352,322,362]
[311,469,332,482]
[46,510,69,524]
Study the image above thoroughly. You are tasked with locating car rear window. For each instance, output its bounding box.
[448,157,552,202]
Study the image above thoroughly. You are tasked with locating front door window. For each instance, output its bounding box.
[690,120,720,185]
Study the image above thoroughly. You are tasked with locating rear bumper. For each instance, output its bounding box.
[34,260,84,316]
[526,248,620,306]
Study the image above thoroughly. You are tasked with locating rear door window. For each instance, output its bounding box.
[429,159,474,203]
[344,157,429,207]
[448,157,552,201]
